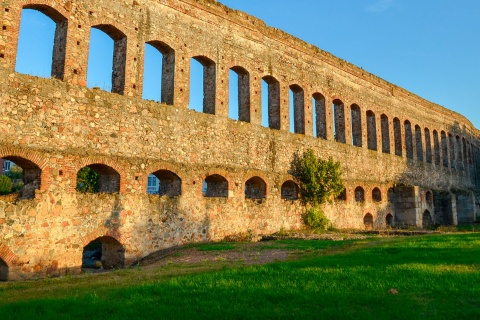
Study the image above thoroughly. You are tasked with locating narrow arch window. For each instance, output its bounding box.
[449,134,455,168]
[364,213,373,230]
[386,214,394,227]
[462,137,467,167]
[441,131,449,167]
[433,130,440,165]
[148,170,181,197]
[393,118,402,156]
[245,176,267,199]
[381,114,390,154]
[0,258,7,281]
[424,128,432,163]
[281,180,299,200]
[387,188,395,203]
[405,120,414,159]
[422,210,433,227]
[312,93,326,139]
[456,136,463,168]
[142,41,175,104]
[82,236,125,270]
[16,6,68,79]
[332,99,346,143]
[372,187,382,202]
[289,85,305,134]
[76,164,120,194]
[355,186,365,202]
[350,104,362,147]
[262,76,281,130]
[189,56,216,114]
[203,174,228,198]
[415,125,423,161]
[0,156,41,199]
[366,110,377,151]
[229,66,250,122]
[87,25,127,94]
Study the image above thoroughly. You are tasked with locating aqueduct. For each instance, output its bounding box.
[0,0,479,280]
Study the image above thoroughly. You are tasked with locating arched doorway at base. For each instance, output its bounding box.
[82,236,125,270]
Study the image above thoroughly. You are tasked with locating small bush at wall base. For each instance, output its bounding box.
[0,175,12,195]
[302,206,330,231]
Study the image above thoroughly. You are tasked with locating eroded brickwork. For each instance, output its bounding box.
[0,0,478,280]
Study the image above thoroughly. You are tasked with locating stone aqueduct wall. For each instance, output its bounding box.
[0,0,479,280]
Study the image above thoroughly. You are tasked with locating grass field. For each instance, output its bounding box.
[0,233,479,319]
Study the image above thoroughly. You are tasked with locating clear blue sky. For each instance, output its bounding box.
[14,0,480,130]
[220,0,480,130]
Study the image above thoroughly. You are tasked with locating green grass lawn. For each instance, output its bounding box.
[0,233,479,319]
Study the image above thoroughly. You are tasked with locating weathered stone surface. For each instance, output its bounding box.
[0,0,478,280]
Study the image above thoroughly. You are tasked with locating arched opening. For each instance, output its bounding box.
[456,136,463,168]
[0,258,8,281]
[422,210,433,227]
[336,187,347,201]
[289,85,305,134]
[364,213,373,230]
[76,164,120,194]
[386,214,394,227]
[148,170,181,197]
[366,110,377,151]
[415,125,423,161]
[313,93,326,139]
[229,66,250,122]
[441,131,449,167]
[433,130,440,165]
[387,188,395,203]
[350,104,362,147]
[142,41,175,104]
[281,180,299,200]
[262,76,281,130]
[332,99,346,143]
[203,174,228,198]
[87,25,127,94]
[405,120,414,159]
[0,156,41,199]
[426,191,433,206]
[372,187,382,202]
[16,6,67,79]
[355,187,365,202]
[190,56,216,114]
[381,114,390,154]
[245,176,267,200]
[82,236,125,270]
[425,128,432,163]
[449,134,456,168]
[393,118,402,156]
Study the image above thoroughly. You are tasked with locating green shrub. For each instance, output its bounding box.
[0,175,13,195]
[302,206,329,231]
[76,167,99,193]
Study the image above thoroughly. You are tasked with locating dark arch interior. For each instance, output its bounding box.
[76,164,120,193]
[372,188,382,202]
[281,180,299,200]
[203,174,228,198]
[1,156,41,199]
[0,258,8,281]
[386,214,394,226]
[364,213,373,230]
[151,170,181,197]
[336,187,347,201]
[423,210,433,227]
[355,187,365,202]
[426,191,433,205]
[82,236,125,270]
[245,176,267,199]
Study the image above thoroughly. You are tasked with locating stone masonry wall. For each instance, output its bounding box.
[0,0,478,280]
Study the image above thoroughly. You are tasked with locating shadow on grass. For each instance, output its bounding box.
[0,234,479,320]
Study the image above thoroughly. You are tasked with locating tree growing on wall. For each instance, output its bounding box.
[291,149,344,230]
[76,167,99,193]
